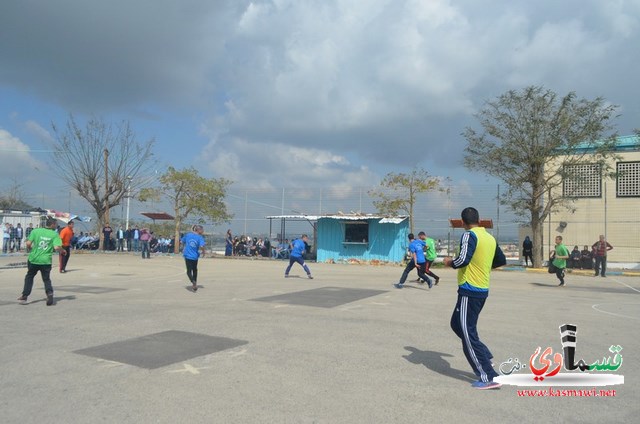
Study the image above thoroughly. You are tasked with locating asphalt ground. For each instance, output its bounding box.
[1,252,639,423]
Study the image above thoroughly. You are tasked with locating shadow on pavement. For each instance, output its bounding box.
[23,295,77,305]
[403,346,476,383]
[184,285,204,292]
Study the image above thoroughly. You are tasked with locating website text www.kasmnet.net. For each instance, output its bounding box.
[517,388,617,397]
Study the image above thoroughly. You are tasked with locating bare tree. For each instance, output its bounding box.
[51,115,155,248]
[0,177,32,210]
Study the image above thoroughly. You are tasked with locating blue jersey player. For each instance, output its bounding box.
[285,234,313,279]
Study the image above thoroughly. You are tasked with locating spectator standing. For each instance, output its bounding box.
[102,223,113,251]
[9,224,17,252]
[15,223,24,251]
[522,236,533,267]
[140,228,151,259]
[58,220,74,273]
[132,226,140,252]
[116,226,125,252]
[592,235,613,277]
[125,227,132,251]
[25,223,33,253]
[225,229,233,256]
[2,223,9,253]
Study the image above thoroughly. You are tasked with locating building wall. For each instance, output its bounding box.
[543,150,640,262]
[316,218,409,263]
[1,212,45,230]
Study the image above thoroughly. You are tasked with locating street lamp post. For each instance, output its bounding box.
[125,176,132,231]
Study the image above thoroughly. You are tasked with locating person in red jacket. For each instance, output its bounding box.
[592,235,613,277]
[59,220,74,273]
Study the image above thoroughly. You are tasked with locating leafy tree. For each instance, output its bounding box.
[463,86,619,267]
[139,167,232,253]
[51,115,155,249]
[369,167,443,233]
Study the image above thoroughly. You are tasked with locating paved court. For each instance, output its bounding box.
[1,253,639,423]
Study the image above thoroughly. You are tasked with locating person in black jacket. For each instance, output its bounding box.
[522,236,533,267]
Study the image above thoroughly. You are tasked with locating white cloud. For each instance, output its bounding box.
[507,20,607,87]
[24,120,55,146]
[200,136,377,190]
[0,129,47,178]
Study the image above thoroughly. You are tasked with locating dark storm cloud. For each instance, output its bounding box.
[1,0,639,187]
[0,0,242,111]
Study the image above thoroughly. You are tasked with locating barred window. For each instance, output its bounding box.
[563,163,602,198]
[617,161,640,197]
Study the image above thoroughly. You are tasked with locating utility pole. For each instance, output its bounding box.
[103,148,109,250]
[125,176,132,230]
[496,184,500,243]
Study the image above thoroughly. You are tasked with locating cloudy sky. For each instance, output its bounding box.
[1,0,639,215]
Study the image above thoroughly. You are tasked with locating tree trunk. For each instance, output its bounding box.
[531,214,544,268]
[173,217,181,254]
[97,214,106,251]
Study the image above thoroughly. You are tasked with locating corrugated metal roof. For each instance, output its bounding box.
[379,217,408,224]
[265,215,320,220]
[571,135,639,153]
[266,214,408,221]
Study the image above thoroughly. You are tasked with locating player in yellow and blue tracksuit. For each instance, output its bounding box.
[444,207,506,390]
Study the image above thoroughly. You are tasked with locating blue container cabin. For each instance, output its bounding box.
[316,215,409,263]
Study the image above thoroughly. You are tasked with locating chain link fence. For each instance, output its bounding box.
[14,182,638,265]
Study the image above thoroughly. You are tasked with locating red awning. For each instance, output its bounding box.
[140,212,175,220]
[449,218,494,229]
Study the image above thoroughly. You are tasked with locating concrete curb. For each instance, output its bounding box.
[498,266,640,277]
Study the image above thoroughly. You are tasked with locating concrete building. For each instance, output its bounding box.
[542,135,640,266]
[0,208,46,229]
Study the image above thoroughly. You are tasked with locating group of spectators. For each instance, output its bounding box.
[227,234,272,257]
[101,224,175,254]
[2,222,33,253]
[224,230,309,259]
[523,234,614,276]
[20,223,176,254]
[567,235,614,276]
[567,245,598,269]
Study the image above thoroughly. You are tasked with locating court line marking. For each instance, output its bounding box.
[167,363,211,375]
[591,278,640,321]
[610,277,640,294]
[228,348,248,358]
[97,359,126,368]
[591,303,640,321]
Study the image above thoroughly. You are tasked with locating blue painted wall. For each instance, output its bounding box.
[316,218,409,263]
